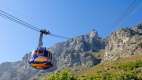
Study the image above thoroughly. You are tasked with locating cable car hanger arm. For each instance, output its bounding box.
[38,30,50,48]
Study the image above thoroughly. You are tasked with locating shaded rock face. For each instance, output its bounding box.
[0,31,105,80]
[104,24,142,61]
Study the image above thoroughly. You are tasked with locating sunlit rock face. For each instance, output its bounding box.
[104,24,142,61]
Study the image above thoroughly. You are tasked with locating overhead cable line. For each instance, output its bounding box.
[114,0,142,27]
[0,10,40,32]
[0,10,69,39]
[50,33,70,39]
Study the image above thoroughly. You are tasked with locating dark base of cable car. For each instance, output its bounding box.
[31,62,53,70]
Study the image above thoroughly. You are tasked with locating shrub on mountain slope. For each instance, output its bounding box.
[39,69,76,80]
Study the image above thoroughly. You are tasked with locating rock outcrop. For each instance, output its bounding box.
[104,24,142,61]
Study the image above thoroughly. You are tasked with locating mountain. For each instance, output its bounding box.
[0,30,105,80]
[39,23,142,80]
[50,30,105,69]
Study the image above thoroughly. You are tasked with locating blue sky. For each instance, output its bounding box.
[0,0,142,63]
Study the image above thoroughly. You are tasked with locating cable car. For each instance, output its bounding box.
[0,10,68,70]
[29,30,53,70]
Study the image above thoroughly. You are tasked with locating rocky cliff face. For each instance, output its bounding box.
[104,24,142,61]
[0,30,105,80]
[51,30,105,69]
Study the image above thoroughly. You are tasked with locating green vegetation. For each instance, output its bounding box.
[39,69,76,80]
[39,55,142,80]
